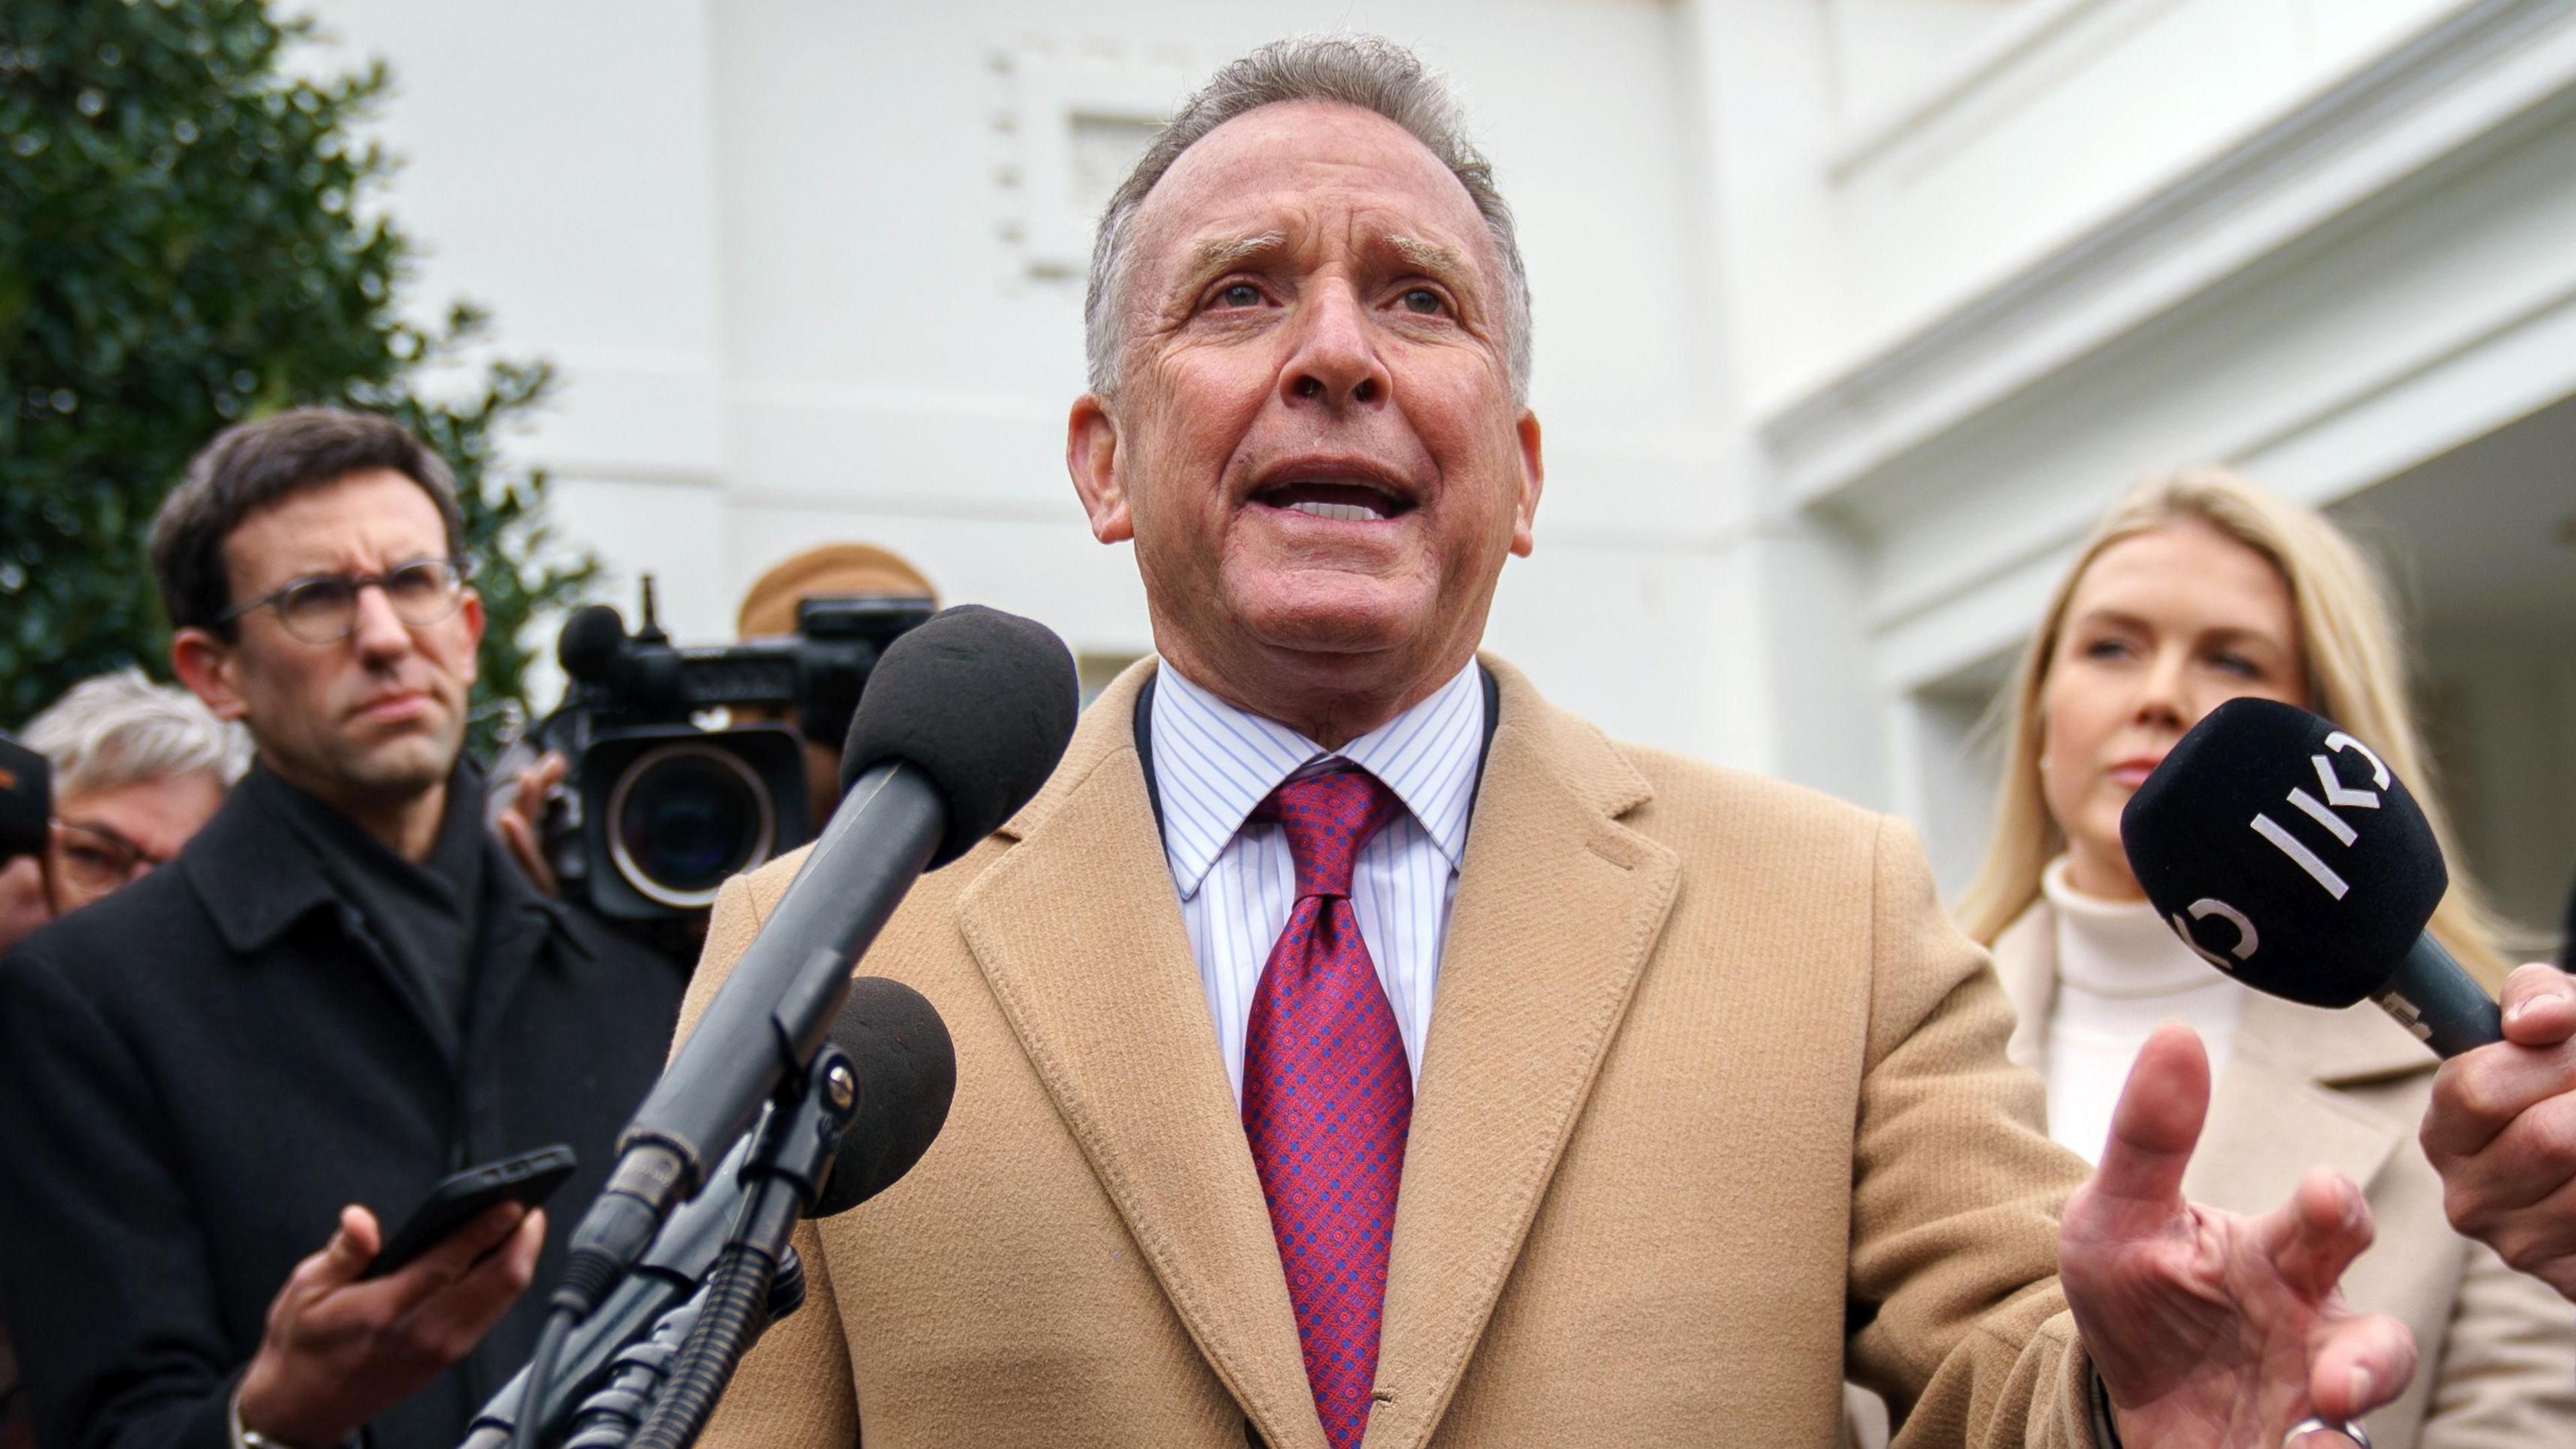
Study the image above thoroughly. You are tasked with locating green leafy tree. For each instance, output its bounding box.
[0,0,593,747]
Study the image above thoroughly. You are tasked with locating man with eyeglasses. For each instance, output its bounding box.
[0,407,687,1449]
[0,669,248,1449]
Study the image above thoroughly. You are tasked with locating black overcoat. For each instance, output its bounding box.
[0,775,688,1449]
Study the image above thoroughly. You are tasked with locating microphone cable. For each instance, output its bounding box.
[623,1238,782,1449]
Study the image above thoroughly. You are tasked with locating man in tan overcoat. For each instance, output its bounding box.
[674,36,2425,1449]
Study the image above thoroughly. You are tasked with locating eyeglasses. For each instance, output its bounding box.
[221,556,472,645]
[48,817,169,908]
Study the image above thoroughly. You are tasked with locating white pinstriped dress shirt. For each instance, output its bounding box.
[1148,661,1487,1103]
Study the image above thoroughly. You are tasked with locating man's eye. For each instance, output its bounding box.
[1399,288,1444,315]
[1214,282,1263,309]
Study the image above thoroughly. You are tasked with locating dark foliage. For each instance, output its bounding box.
[0,0,592,747]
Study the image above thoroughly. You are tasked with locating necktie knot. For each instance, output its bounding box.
[1257,766,1403,901]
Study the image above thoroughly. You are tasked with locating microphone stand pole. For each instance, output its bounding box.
[462,1043,860,1449]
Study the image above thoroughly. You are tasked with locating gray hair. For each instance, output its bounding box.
[22,669,250,798]
[1083,35,1534,403]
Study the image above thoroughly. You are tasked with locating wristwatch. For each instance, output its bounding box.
[228,1385,345,1449]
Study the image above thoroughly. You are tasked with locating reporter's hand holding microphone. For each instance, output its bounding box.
[2117,696,2576,1303]
[2421,963,2576,1299]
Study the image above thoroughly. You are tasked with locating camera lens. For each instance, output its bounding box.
[604,742,777,909]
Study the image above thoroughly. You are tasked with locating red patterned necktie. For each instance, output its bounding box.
[1241,765,1412,1449]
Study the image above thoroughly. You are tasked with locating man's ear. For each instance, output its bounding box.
[1067,394,1134,545]
[170,628,248,722]
[458,588,486,685]
[1509,409,1544,558]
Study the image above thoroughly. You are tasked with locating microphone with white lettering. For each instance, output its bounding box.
[2120,696,2500,1058]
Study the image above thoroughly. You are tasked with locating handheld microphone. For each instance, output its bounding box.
[466,978,955,1449]
[556,604,1075,1316]
[2120,697,2500,1058]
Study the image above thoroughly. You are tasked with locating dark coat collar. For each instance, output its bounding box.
[182,761,589,962]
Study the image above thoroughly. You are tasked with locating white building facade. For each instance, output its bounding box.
[309,0,2576,952]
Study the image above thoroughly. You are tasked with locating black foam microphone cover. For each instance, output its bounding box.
[838,604,1078,867]
[2121,698,2447,1009]
[813,976,956,1217]
[556,604,628,684]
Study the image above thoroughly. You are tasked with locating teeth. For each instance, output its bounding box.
[1287,500,1384,522]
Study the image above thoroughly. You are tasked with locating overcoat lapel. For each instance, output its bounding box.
[2185,993,2427,1210]
[1989,900,2424,1210]
[1365,660,1682,1449]
[955,665,1327,1449]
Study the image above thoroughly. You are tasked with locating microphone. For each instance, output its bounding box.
[465,978,955,1449]
[2120,696,2501,1057]
[557,604,1075,1315]
[808,975,957,1214]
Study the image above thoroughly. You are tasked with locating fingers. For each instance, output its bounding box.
[513,753,567,806]
[2090,1023,2211,1216]
[2304,1311,2417,1422]
[500,755,565,897]
[390,1208,543,1364]
[2500,963,2576,1046]
[357,1200,530,1320]
[2259,1169,2375,1299]
[2422,1032,2576,1163]
[311,1205,381,1288]
[495,812,557,897]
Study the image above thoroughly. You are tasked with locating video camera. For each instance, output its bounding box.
[1,735,47,868]
[536,579,934,920]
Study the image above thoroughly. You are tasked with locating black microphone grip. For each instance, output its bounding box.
[2373,934,2504,1059]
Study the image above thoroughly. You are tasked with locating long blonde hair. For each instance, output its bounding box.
[1954,466,2508,985]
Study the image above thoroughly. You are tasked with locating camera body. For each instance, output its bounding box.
[538,588,934,920]
[0,735,48,867]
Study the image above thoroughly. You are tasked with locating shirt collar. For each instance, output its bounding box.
[1148,659,1485,900]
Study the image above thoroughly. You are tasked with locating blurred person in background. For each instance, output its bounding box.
[0,669,247,1449]
[731,541,938,816]
[0,669,248,957]
[1945,468,2575,1446]
[0,407,686,1449]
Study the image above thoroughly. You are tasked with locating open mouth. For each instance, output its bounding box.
[1251,476,1417,523]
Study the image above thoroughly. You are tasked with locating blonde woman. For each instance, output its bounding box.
[1957,468,2575,1445]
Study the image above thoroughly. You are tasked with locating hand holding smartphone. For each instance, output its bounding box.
[364,1144,576,1280]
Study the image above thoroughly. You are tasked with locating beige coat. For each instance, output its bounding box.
[677,658,2116,1448]
[1990,900,2576,1448]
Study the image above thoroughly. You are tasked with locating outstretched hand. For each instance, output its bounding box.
[2059,1024,2417,1444]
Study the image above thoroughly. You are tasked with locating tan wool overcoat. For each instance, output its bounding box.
[1989,902,2576,1449]
[674,657,2114,1448]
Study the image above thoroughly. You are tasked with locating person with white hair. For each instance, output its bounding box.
[0,667,248,957]
[0,667,248,1449]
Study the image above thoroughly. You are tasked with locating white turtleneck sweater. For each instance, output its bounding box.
[2041,857,2251,1165]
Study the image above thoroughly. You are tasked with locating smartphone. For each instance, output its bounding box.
[365,1144,577,1279]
